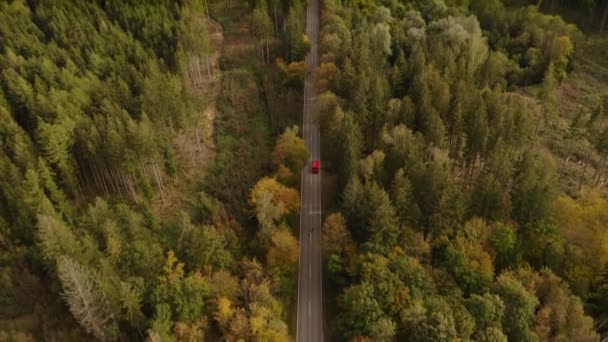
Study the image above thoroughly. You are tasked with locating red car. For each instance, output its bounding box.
[312,160,320,174]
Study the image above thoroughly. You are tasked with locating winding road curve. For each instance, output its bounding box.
[296,0,322,339]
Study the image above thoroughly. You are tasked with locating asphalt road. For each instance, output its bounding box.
[296,0,322,339]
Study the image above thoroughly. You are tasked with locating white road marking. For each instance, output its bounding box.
[308,299,311,317]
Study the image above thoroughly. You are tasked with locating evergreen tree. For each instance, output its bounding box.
[285,0,308,61]
[391,168,421,228]
[511,152,556,225]
[252,0,273,63]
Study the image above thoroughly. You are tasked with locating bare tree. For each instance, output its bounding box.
[58,256,113,341]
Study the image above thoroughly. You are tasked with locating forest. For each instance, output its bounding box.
[0,0,307,340]
[317,0,608,340]
[0,0,607,341]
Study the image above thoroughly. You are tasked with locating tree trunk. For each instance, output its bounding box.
[593,154,606,185]
[75,166,86,203]
[190,57,195,86]
[110,167,123,200]
[260,43,265,62]
[578,142,594,190]
[559,139,573,179]
[102,164,116,194]
[78,156,91,193]
[93,159,110,197]
[87,159,101,192]
[117,172,128,201]
[273,7,278,38]
[558,155,569,179]
[195,128,203,155]
[192,58,200,88]
[127,173,138,204]
[155,163,165,192]
[448,125,455,154]
[266,40,270,63]
[532,114,542,148]
[197,55,203,85]
[465,153,477,190]
[600,0,608,33]
[453,131,463,159]
[188,60,195,85]
[188,133,196,167]
[99,162,110,198]
[108,166,118,196]
[138,154,149,180]
[152,162,165,204]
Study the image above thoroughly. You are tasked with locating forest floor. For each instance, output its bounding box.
[155,16,224,218]
[210,1,257,67]
[543,35,608,196]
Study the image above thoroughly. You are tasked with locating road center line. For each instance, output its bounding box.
[309,299,311,317]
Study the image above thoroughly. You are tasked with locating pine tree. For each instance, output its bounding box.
[340,114,364,187]
[532,62,557,148]
[285,0,308,61]
[391,168,421,228]
[37,214,81,263]
[22,169,56,218]
[36,117,77,190]
[511,152,556,225]
[37,158,71,218]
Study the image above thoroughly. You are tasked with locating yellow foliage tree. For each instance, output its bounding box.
[161,250,185,285]
[322,212,356,257]
[267,228,299,273]
[551,190,608,295]
[215,297,234,331]
[249,302,289,342]
[174,319,206,342]
[249,177,300,216]
[552,35,574,59]
[316,62,339,93]
[226,307,249,342]
[271,126,309,185]
[276,58,306,88]
[210,270,240,301]
[551,35,574,81]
